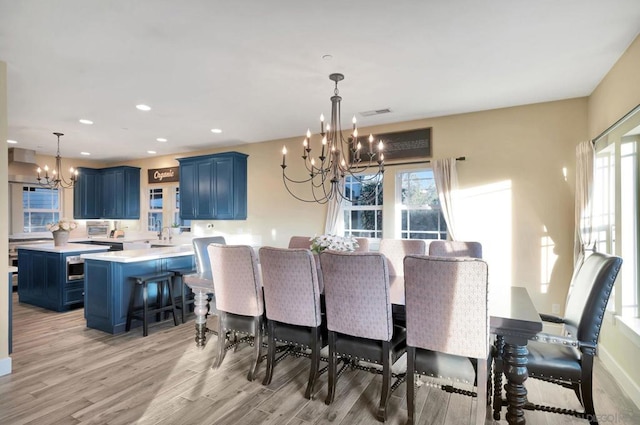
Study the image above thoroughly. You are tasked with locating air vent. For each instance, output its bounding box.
[360,108,392,117]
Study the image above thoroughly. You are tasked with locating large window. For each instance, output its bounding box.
[397,170,447,240]
[146,186,191,233]
[22,185,60,232]
[593,129,639,318]
[343,174,383,238]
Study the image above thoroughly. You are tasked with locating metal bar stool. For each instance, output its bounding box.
[126,271,178,337]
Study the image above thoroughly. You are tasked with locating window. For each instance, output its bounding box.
[593,128,640,318]
[343,174,383,238]
[22,185,60,232]
[397,170,447,240]
[146,186,191,233]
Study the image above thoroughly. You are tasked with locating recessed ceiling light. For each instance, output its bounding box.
[136,104,151,111]
[7,139,17,144]
[156,138,167,142]
[147,150,157,154]
[79,119,94,125]
[211,128,222,134]
[81,152,91,156]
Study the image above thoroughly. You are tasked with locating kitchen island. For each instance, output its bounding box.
[81,246,195,334]
[17,243,110,312]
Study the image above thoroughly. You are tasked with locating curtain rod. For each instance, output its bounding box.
[383,156,466,167]
[591,103,640,144]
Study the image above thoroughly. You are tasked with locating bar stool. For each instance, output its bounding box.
[126,271,178,337]
[170,267,197,323]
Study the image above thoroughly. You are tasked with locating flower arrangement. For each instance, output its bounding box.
[310,234,359,253]
[47,218,78,232]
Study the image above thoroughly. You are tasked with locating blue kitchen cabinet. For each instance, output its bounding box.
[73,166,140,219]
[84,255,195,334]
[178,151,247,220]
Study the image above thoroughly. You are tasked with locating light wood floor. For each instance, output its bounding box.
[1,293,638,425]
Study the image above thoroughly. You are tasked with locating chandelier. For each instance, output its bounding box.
[281,73,384,204]
[36,132,78,189]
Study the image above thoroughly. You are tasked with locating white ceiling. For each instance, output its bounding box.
[1,1,640,162]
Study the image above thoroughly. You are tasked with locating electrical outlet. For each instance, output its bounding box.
[552,303,560,314]
[206,223,214,229]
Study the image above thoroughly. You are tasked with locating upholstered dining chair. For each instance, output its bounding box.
[320,251,406,422]
[428,240,483,258]
[404,255,490,425]
[288,236,312,249]
[259,246,326,398]
[354,237,370,252]
[492,252,622,425]
[207,243,264,381]
[378,239,427,277]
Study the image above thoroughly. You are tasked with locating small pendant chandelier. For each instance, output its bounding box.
[280,73,384,204]
[36,132,78,189]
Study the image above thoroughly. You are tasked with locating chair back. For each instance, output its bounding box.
[320,251,392,341]
[564,252,622,345]
[404,255,489,359]
[428,240,482,258]
[288,236,311,249]
[193,236,226,280]
[207,244,263,317]
[354,238,370,252]
[378,239,426,276]
[259,247,322,327]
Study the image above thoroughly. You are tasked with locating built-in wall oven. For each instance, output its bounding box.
[66,256,85,281]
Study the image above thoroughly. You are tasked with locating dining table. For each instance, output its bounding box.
[187,272,541,425]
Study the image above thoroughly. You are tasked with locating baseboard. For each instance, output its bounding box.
[599,345,640,411]
[0,356,12,376]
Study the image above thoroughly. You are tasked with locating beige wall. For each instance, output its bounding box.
[114,97,586,316]
[1,61,10,374]
[588,35,640,406]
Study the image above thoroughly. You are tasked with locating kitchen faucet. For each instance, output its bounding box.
[158,226,172,241]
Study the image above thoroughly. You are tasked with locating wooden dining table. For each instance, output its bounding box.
[187,274,541,425]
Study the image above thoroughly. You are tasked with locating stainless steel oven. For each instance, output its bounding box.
[66,256,85,281]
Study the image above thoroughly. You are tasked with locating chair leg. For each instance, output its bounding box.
[305,326,321,399]
[475,357,488,425]
[142,282,149,337]
[492,335,505,420]
[247,316,262,381]
[165,277,179,326]
[376,341,392,422]
[212,312,227,369]
[581,355,598,425]
[325,331,337,405]
[125,281,137,332]
[262,320,276,386]
[407,347,416,425]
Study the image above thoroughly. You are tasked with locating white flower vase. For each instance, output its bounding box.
[171,227,181,235]
[52,230,70,247]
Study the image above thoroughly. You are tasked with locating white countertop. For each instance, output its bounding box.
[15,243,111,254]
[81,245,195,263]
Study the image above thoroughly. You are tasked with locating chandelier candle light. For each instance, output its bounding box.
[36,132,78,189]
[280,73,384,203]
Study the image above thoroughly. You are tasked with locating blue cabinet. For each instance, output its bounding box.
[17,248,107,312]
[73,166,140,219]
[84,255,195,334]
[178,151,247,220]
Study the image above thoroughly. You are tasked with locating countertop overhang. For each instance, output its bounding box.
[81,245,194,263]
[15,243,111,254]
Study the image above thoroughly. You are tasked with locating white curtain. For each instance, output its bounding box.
[574,141,595,267]
[433,157,458,241]
[324,179,345,235]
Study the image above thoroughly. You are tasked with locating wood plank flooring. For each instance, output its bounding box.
[1,293,638,425]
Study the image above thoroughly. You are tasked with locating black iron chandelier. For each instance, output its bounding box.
[280,73,384,204]
[36,132,78,189]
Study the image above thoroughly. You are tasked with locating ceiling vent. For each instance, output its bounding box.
[360,108,392,117]
[9,147,37,164]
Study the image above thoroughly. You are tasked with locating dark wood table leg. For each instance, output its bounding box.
[503,340,529,425]
[493,334,505,420]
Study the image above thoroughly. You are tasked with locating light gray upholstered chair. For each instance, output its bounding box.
[404,255,490,425]
[320,251,406,422]
[492,252,622,425]
[207,243,264,381]
[288,236,312,249]
[428,240,482,258]
[354,237,370,252]
[259,246,326,398]
[378,239,427,276]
